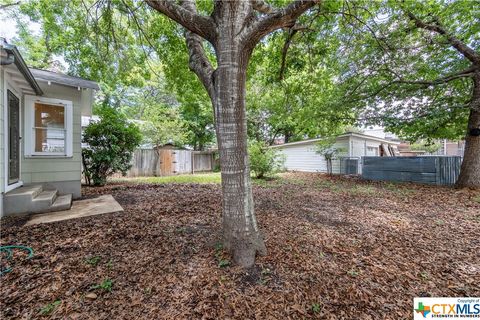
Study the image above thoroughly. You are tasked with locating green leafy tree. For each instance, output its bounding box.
[248,141,285,179]
[139,105,187,148]
[246,7,353,145]
[82,106,142,186]
[410,141,442,154]
[334,0,479,187]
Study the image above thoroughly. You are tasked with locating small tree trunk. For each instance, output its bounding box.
[212,14,266,268]
[456,109,480,188]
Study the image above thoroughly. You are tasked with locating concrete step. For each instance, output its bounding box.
[30,190,58,213]
[48,194,73,212]
[4,185,44,215]
[4,184,43,200]
[4,184,72,216]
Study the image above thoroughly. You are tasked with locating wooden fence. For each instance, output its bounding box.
[118,149,216,177]
[361,156,462,185]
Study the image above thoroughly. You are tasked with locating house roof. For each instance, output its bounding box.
[270,132,401,148]
[1,38,43,95]
[30,68,100,90]
[1,38,99,93]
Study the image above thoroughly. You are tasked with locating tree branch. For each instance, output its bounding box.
[251,0,274,14]
[180,0,215,99]
[279,27,298,80]
[392,66,476,87]
[0,1,20,10]
[406,12,480,65]
[185,31,215,98]
[145,0,215,42]
[241,0,319,48]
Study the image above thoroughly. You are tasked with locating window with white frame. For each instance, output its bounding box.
[25,96,73,157]
[367,146,379,156]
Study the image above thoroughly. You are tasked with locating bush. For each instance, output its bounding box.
[248,141,285,179]
[82,106,142,186]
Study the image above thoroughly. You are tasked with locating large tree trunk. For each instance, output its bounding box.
[456,73,480,188]
[212,4,266,267]
[146,0,318,268]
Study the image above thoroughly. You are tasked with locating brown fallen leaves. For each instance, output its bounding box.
[1,173,479,319]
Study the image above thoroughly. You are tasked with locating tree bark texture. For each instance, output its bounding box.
[211,2,266,267]
[146,0,318,267]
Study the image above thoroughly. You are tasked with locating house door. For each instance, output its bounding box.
[8,90,20,185]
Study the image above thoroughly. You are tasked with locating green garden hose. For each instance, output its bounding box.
[0,245,34,276]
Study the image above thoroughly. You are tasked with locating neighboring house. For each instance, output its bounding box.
[398,140,465,157]
[1,39,99,216]
[362,126,401,142]
[271,132,400,174]
[423,140,465,157]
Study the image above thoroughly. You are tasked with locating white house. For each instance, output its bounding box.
[1,39,99,216]
[271,132,401,174]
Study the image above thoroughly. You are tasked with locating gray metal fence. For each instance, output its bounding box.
[362,156,462,185]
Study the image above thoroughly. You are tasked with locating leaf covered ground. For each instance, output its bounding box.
[1,173,479,319]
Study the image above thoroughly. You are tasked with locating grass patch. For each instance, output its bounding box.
[348,185,377,195]
[91,278,113,292]
[473,195,480,204]
[383,182,416,196]
[110,173,221,185]
[40,300,61,315]
[112,172,292,187]
[85,256,101,266]
[214,243,230,268]
[311,303,322,314]
[314,179,341,192]
[252,175,290,188]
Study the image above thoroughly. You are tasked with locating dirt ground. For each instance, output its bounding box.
[1,173,479,319]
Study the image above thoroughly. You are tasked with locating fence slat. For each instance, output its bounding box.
[361,156,462,186]
[112,149,216,178]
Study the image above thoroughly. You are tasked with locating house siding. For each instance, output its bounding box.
[275,137,349,174]
[21,82,82,198]
[349,136,381,157]
[0,68,4,215]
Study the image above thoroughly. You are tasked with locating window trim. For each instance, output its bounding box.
[24,95,73,158]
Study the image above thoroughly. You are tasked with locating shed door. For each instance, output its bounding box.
[159,150,174,176]
[8,90,20,185]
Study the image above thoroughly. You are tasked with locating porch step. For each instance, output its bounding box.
[49,194,73,212]
[3,185,73,216]
[4,184,43,199]
[31,190,58,213]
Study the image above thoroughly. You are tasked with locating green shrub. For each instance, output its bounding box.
[248,141,285,179]
[82,106,142,186]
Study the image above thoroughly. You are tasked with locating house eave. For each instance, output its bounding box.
[2,43,43,96]
[270,132,401,148]
[29,68,100,91]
